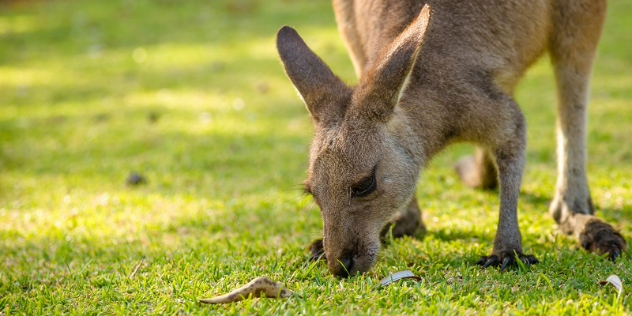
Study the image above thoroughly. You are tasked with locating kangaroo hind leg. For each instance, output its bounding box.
[548,0,626,260]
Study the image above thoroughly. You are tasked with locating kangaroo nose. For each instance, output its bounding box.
[330,253,354,277]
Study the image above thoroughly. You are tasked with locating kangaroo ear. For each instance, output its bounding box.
[355,5,431,121]
[276,26,350,124]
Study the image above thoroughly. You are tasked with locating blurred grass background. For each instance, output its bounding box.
[1,0,631,314]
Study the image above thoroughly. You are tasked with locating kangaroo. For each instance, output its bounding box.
[276,0,627,277]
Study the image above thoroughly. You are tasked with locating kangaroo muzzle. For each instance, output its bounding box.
[323,232,381,277]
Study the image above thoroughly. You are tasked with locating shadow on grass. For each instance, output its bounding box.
[429,227,489,243]
[520,191,552,208]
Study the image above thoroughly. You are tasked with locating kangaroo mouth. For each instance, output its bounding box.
[327,242,380,277]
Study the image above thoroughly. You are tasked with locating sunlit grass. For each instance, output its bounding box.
[0,15,40,35]
[1,0,631,314]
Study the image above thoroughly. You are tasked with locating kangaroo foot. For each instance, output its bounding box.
[477,251,539,271]
[308,238,326,262]
[552,202,627,261]
[579,218,627,261]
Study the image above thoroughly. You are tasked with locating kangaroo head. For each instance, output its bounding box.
[276,8,429,277]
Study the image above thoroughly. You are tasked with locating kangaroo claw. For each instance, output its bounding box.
[477,251,539,271]
[579,219,627,261]
[308,238,326,262]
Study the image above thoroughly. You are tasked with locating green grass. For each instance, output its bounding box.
[1,0,631,314]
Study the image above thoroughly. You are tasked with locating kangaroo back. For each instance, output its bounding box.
[334,0,553,94]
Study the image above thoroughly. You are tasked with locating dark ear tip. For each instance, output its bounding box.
[277,26,303,53]
[277,26,297,40]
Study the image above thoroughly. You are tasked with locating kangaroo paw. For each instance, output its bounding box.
[579,219,627,261]
[477,251,539,271]
[308,239,326,262]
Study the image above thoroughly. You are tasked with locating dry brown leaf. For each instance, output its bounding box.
[199,277,293,305]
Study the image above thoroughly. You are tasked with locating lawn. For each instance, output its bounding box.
[1,0,631,314]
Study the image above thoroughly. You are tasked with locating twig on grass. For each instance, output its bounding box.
[129,259,144,279]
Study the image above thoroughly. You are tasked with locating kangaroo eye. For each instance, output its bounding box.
[351,168,377,197]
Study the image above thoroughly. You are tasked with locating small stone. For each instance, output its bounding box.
[148,112,160,123]
[126,172,146,186]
